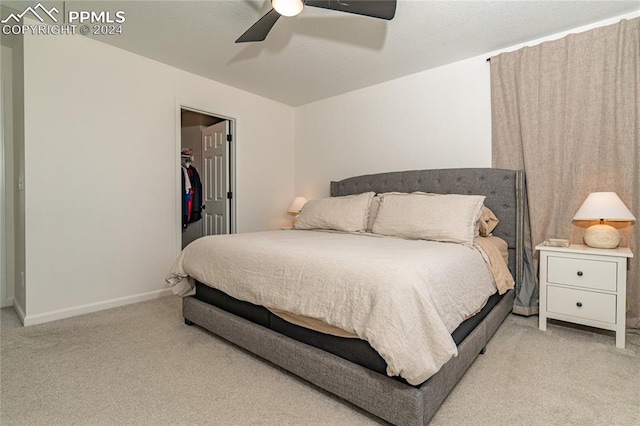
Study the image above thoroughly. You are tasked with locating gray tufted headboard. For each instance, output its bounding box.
[330,168,524,285]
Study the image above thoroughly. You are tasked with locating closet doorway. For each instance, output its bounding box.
[179,107,236,249]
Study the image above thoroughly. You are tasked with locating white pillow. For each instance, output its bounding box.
[366,195,381,231]
[372,192,486,243]
[366,192,417,231]
[294,192,375,233]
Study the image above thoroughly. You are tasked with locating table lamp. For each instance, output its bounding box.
[288,196,308,215]
[573,192,636,249]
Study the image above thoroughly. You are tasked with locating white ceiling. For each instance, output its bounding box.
[5,1,640,106]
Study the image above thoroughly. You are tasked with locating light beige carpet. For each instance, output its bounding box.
[1,296,639,425]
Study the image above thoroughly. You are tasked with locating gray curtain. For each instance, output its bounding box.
[490,17,640,324]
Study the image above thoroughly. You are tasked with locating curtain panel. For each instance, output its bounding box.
[490,17,640,325]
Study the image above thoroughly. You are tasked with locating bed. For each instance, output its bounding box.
[168,168,524,425]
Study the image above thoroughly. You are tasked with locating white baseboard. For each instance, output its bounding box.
[22,288,173,326]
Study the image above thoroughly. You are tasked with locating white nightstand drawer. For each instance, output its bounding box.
[547,256,617,291]
[547,285,616,324]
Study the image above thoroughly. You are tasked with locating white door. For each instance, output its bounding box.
[202,121,230,235]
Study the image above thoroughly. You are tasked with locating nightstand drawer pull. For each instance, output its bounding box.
[576,302,583,307]
[577,271,583,276]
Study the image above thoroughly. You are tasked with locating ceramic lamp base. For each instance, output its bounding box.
[583,224,620,249]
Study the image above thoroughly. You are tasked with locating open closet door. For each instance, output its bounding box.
[202,121,230,236]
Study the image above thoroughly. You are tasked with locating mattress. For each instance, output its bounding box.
[193,281,503,385]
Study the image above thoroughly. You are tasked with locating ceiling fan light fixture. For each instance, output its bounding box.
[272,0,304,17]
[237,0,395,44]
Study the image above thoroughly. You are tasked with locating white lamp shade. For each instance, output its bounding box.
[272,0,304,17]
[573,192,636,222]
[288,196,308,213]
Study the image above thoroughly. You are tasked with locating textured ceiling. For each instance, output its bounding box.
[4,1,639,106]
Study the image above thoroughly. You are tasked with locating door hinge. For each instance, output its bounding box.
[226,134,232,142]
[227,192,233,200]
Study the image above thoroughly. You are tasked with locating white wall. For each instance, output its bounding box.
[294,11,640,200]
[22,32,295,324]
[295,56,492,199]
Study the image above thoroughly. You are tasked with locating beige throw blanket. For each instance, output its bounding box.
[167,230,498,385]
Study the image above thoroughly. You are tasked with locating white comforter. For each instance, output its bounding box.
[166,230,497,385]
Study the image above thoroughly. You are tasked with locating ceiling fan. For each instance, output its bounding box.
[236,0,397,43]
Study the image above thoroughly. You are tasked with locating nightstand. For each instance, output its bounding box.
[536,244,633,348]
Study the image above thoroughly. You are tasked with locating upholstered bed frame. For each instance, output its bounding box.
[182,168,524,425]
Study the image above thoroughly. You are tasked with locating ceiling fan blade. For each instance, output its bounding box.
[306,0,396,20]
[236,8,282,43]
